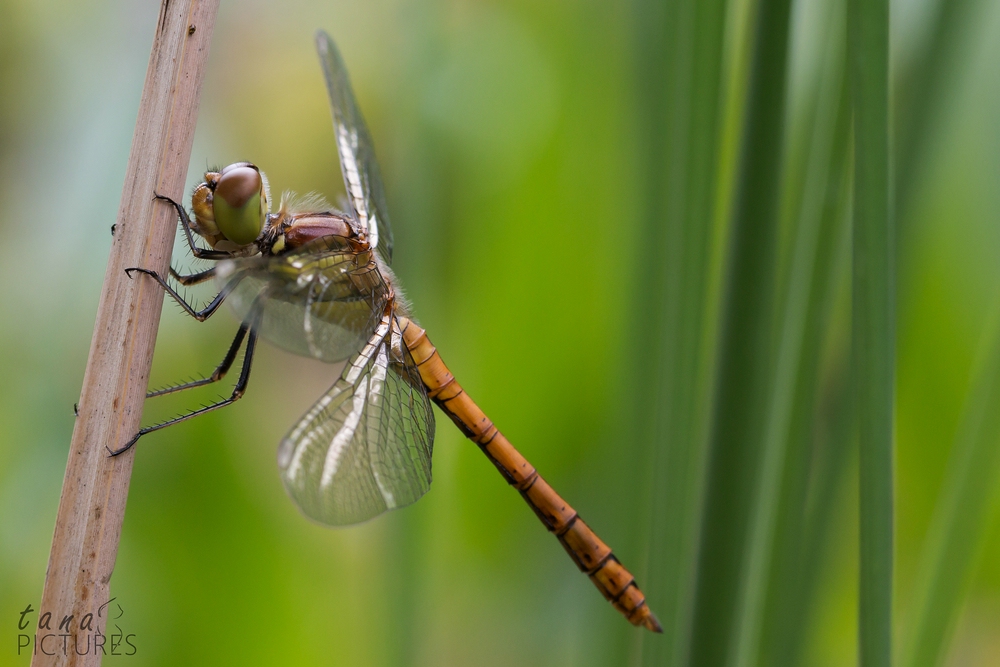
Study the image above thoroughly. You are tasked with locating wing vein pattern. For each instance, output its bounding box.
[316,30,394,264]
[218,237,389,363]
[277,314,434,525]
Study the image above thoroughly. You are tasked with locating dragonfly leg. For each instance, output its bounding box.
[153,193,241,261]
[125,267,236,322]
[146,323,249,398]
[169,264,217,286]
[107,324,259,457]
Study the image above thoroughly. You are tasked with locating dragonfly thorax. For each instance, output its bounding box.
[191,162,271,252]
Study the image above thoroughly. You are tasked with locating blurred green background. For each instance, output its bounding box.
[1,0,999,665]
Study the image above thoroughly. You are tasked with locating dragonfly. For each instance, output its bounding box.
[115,30,660,633]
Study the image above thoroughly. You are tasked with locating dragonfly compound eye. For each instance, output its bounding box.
[212,164,266,246]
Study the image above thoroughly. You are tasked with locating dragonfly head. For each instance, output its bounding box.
[191,162,271,250]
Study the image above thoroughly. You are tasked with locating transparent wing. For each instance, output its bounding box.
[217,236,390,363]
[316,30,394,264]
[276,315,434,525]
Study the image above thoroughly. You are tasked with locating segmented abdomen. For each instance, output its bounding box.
[399,317,662,633]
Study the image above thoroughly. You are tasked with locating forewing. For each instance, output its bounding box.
[276,316,435,526]
[316,30,394,264]
[217,237,390,363]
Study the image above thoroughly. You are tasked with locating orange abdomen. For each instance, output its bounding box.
[399,317,662,633]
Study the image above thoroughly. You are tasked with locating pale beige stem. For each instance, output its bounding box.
[31,3,219,665]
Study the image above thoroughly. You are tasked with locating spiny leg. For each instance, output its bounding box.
[146,323,249,398]
[108,320,259,457]
[170,265,217,286]
[125,267,238,322]
[153,193,241,261]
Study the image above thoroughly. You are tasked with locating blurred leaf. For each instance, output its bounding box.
[689,0,792,664]
[629,0,729,664]
[900,299,1000,667]
[732,2,852,662]
[848,0,894,662]
[895,0,986,230]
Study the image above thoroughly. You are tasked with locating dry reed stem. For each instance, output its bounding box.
[31,2,219,665]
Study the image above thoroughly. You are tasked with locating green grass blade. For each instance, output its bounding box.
[900,299,1000,667]
[629,0,728,663]
[760,81,855,667]
[688,0,793,664]
[848,0,894,662]
[894,0,985,226]
[731,4,851,661]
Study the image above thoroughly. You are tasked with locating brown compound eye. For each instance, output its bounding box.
[212,164,265,245]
